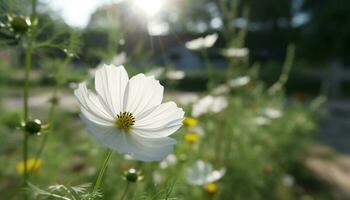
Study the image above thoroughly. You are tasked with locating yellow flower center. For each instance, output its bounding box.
[205,183,218,196]
[115,112,135,132]
[185,132,199,144]
[183,117,198,127]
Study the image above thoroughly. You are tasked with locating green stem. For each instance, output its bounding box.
[30,56,71,174]
[22,17,33,200]
[120,182,130,200]
[92,149,113,194]
[201,49,214,91]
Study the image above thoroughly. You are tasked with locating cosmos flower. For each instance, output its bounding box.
[228,76,250,88]
[222,47,249,58]
[185,33,218,50]
[212,84,230,95]
[145,67,165,79]
[192,95,228,117]
[260,108,283,119]
[186,160,225,186]
[75,64,184,162]
[254,116,271,126]
[166,69,186,80]
[111,52,127,66]
[159,154,177,169]
[16,158,42,175]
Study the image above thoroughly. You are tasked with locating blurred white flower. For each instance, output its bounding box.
[192,95,228,117]
[145,67,165,79]
[159,153,177,169]
[189,126,205,137]
[281,174,295,187]
[68,82,78,90]
[212,84,230,95]
[123,154,134,160]
[153,171,164,185]
[111,52,127,66]
[166,70,186,80]
[186,160,226,186]
[254,116,271,126]
[185,33,218,50]
[176,93,199,106]
[228,76,250,88]
[222,47,249,58]
[75,64,184,162]
[261,108,283,119]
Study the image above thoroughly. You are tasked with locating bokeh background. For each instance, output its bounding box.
[0,0,350,199]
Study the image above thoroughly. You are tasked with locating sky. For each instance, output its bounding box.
[41,0,122,28]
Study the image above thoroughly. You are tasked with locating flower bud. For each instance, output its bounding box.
[124,168,143,183]
[24,119,42,135]
[8,15,31,34]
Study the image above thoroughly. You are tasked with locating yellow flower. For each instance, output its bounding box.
[183,117,198,127]
[16,158,42,175]
[185,132,199,144]
[205,183,218,196]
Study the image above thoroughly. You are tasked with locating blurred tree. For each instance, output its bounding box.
[300,0,350,63]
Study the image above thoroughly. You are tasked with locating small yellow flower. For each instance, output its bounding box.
[185,132,199,144]
[205,183,218,196]
[16,158,42,175]
[183,117,198,127]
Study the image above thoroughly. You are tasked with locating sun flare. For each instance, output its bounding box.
[132,0,164,17]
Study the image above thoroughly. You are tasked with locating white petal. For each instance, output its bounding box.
[132,102,184,138]
[123,74,163,117]
[123,133,176,162]
[95,64,129,116]
[80,114,128,152]
[74,83,114,124]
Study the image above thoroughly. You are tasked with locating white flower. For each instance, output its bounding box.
[145,67,165,79]
[281,174,295,187]
[189,126,205,137]
[254,116,271,126]
[186,160,226,186]
[176,93,199,106]
[111,52,127,66]
[159,153,177,169]
[192,95,228,117]
[74,64,184,162]
[166,70,186,80]
[222,47,249,58]
[212,84,230,95]
[185,33,218,50]
[260,108,283,119]
[228,76,250,88]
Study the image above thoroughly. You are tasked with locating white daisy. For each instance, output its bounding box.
[185,33,218,50]
[186,160,226,186]
[192,95,228,117]
[74,64,185,162]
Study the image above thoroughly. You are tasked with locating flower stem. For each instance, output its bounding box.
[22,12,34,200]
[120,182,130,200]
[201,49,214,91]
[30,56,71,175]
[92,149,113,194]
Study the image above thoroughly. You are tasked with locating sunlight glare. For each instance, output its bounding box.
[133,0,164,17]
